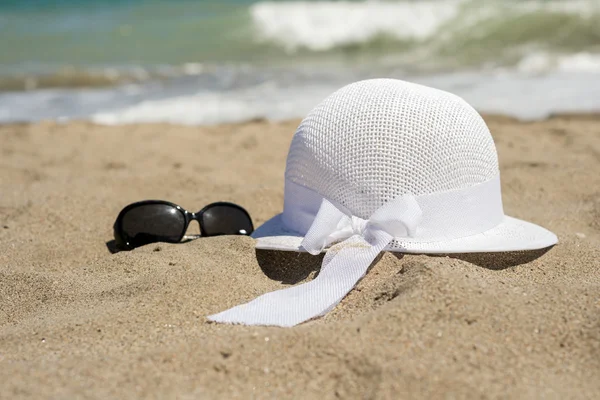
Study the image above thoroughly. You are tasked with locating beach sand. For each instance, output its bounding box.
[0,116,599,399]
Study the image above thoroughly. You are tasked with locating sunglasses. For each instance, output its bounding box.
[113,200,254,250]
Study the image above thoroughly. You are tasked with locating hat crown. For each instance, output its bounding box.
[285,79,499,219]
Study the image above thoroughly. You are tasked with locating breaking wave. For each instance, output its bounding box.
[250,0,600,69]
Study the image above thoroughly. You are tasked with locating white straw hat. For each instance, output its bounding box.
[209,78,558,327]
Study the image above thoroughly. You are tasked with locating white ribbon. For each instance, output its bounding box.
[207,194,423,327]
[281,176,504,244]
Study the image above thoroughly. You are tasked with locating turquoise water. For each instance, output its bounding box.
[1,0,600,123]
[0,1,260,67]
[2,0,600,82]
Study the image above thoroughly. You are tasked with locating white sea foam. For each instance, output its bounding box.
[518,52,600,74]
[557,53,600,73]
[249,0,599,52]
[250,0,461,51]
[421,71,600,120]
[85,70,600,126]
[91,83,341,126]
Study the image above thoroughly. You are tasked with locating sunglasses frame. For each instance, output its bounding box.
[113,200,254,250]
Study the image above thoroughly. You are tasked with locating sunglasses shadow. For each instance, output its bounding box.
[256,246,555,284]
[106,235,204,254]
[106,240,121,254]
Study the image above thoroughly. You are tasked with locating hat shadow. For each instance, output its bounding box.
[256,250,325,284]
[256,247,554,284]
[428,247,554,270]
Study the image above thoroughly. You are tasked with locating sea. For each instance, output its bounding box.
[1,0,600,125]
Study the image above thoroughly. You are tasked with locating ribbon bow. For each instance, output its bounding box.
[301,195,423,255]
[208,194,423,327]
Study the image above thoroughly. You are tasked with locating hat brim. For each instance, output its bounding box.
[251,214,558,254]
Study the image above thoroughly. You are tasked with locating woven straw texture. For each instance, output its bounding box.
[285,79,499,219]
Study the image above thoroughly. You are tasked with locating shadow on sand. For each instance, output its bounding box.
[255,247,555,284]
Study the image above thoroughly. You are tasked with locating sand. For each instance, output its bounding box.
[0,115,599,399]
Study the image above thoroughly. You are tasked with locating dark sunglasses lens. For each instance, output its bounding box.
[201,205,253,237]
[119,204,186,248]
